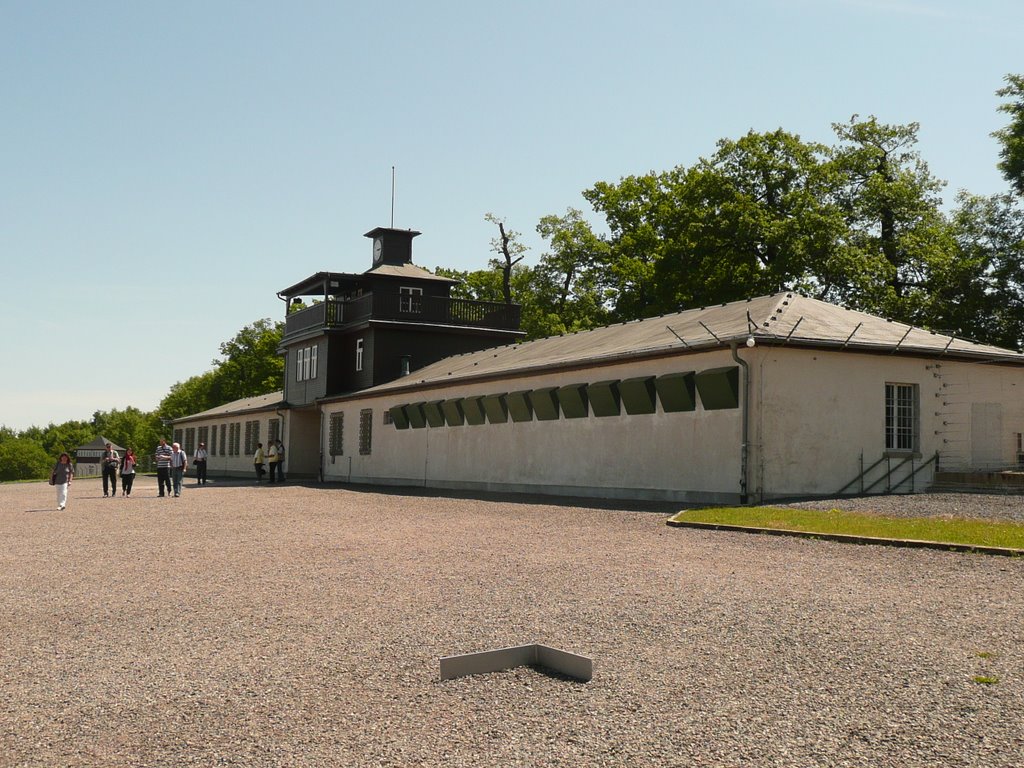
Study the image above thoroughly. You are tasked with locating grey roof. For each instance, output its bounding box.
[350,292,1024,398]
[76,435,125,452]
[172,392,285,424]
[363,263,456,282]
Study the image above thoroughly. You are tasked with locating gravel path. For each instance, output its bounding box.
[1,477,1022,767]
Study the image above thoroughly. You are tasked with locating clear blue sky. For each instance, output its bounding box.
[1,0,1020,431]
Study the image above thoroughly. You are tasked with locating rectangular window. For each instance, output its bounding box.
[303,347,311,380]
[885,383,918,453]
[359,408,373,455]
[382,410,393,425]
[173,428,183,446]
[268,418,280,444]
[310,345,318,379]
[296,348,305,381]
[400,286,423,313]
[197,426,208,454]
[221,423,228,456]
[208,425,217,456]
[184,427,196,456]
[230,422,241,456]
[329,412,344,456]
[355,338,364,372]
[244,419,261,455]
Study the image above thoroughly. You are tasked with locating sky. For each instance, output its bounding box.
[1,0,1021,431]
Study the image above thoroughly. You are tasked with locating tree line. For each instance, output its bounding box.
[443,75,1024,349]
[4,75,1022,480]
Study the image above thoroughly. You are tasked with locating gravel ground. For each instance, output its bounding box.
[776,492,1024,523]
[1,477,1022,768]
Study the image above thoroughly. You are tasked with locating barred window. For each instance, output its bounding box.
[329,412,344,457]
[173,428,183,445]
[184,427,196,456]
[885,383,918,453]
[229,422,241,456]
[220,423,228,456]
[198,426,209,453]
[244,420,261,455]
[268,418,280,444]
[358,409,373,455]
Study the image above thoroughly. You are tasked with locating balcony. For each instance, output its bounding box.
[284,293,522,339]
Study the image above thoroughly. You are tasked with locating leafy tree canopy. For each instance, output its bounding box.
[994,73,1024,197]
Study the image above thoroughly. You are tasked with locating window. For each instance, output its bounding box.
[400,286,423,313]
[329,412,344,456]
[359,409,373,455]
[229,422,241,456]
[198,426,209,454]
[220,423,228,456]
[208,425,216,456]
[268,418,280,444]
[885,383,918,453]
[383,410,393,425]
[355,338,364,372]
[295,345,319,382]
[173,428,183,445]
[244,419,261,455]
[185,427,196,456]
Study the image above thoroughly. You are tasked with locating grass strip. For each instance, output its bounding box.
[667,506,1024,550]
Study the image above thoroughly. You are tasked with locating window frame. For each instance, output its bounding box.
[885,382,919,455]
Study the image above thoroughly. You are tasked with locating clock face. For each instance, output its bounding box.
[373,237,383,264]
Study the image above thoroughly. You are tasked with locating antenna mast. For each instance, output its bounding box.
[390,166,396,228]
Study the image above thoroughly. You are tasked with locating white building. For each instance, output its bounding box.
[174,291,1024,503]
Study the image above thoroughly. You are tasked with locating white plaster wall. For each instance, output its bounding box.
[752,348,1024,497]
[320,350,745,503]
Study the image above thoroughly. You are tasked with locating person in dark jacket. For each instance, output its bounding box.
[101,442,119,497]
[51,452,74,510]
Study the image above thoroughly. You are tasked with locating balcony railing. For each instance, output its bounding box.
[285,293,521,338]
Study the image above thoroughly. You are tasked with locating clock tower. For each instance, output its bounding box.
[365,227,421,268]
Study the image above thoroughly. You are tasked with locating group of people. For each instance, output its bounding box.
[51,437,286,509]
[252,439,286,484]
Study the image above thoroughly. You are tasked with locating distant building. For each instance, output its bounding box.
[173,227,1024,502]
[74,436,125,477]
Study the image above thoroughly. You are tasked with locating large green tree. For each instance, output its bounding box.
[0,438,53,481]
[994,73,1024,197]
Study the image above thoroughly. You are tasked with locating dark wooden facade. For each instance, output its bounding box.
[278,227,523,407]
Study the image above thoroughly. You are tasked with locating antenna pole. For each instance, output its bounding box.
[390,166,395,228]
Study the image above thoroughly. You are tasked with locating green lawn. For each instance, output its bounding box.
[667,506,1024,551]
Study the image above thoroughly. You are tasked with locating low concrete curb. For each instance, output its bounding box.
[440,644,593,682]
[665,519,1024,557]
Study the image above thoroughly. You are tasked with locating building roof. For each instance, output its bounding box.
[363,262,457,282]
[343,291,1024,399]
[171,392,285,424]
[76,435,125,452]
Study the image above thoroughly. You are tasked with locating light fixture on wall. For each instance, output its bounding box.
[745,336,756,348]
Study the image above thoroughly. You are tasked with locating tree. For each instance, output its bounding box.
[828,115,953,324]
[485,213,527,305]
[943,192,1024,348]
[994,74,1024,197]
[158,370,221,422]
[0,438,54,481]
[212,318,284,402]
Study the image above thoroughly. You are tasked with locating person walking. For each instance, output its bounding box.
[155,438,173,497]
[193,441,209,485]
[170,442,187,497]
[267,440,279,483]
[51,452,74,511]
[275,439,286,483]
[101,442,120,497]
[253,442,265,484]
[120,448,138,497]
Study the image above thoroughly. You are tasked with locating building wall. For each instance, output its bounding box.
[320,349,746,503]
[752,348,1024,498]
[170,413,290,480]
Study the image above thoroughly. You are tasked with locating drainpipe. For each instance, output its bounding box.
[730,341,751,504]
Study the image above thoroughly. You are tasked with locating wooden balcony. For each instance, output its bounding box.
[284,293,522,339]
